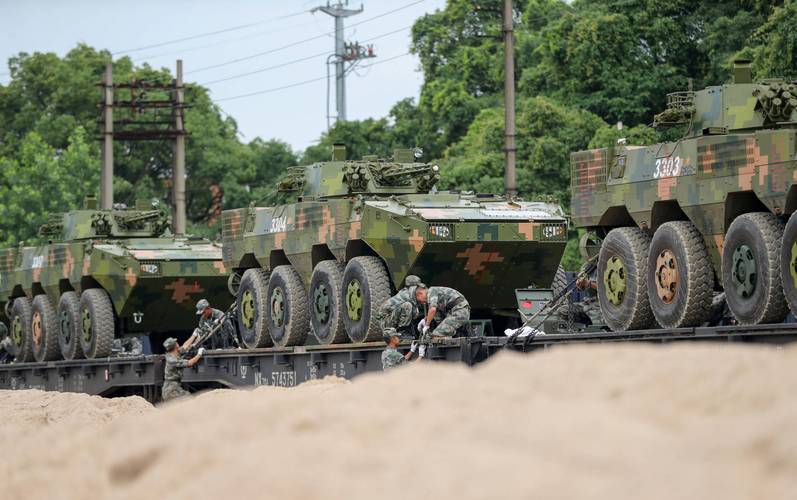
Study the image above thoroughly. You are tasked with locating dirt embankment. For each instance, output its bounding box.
[1,343,796,500]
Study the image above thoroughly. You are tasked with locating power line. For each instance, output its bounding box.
[187,0,425,75]
[200,25,412,86]
[112,8,311,55]
[214,52,411,102]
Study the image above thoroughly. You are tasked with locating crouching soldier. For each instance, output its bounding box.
[161,336,204,402]
[414,284,471,344]
[377,275,423,334]
[381,328,421,370]
[195,298,238,349]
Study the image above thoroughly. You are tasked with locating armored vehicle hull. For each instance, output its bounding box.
[0,205,231,362]
[571,61,797,331]
[223,147,567,348]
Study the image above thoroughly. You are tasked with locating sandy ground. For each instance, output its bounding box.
[1,343,796,500]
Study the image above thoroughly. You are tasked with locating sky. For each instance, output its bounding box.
[0,0,447,152]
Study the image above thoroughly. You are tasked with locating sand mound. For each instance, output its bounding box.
[1,343,796,500]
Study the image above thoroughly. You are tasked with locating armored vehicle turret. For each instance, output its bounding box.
[0,198,231,362]
[223,145,568,348]
[571,60,797,331]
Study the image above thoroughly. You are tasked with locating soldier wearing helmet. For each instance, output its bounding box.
[377,275,424,334]
[195,298,238,349]
[161,335,204,402]
[381,328,420,370]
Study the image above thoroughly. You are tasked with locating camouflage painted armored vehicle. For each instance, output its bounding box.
[222,145,567,348]
[571,60,797,331]
[0,198,231,362]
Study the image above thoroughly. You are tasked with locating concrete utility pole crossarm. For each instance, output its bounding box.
[313,1,363,122]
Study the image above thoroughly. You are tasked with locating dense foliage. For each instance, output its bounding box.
[2,0,796,268]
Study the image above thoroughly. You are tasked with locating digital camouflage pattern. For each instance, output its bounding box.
[0,200,231,360]
[417,286,471,341]
[162,348,191,401]
[223,146,567,345]
[378,287,419,332]
[381,346,406,370]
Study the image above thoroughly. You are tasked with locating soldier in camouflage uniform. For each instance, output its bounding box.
[414,284,470,345]
[378,275,423,334]
[195,298,238,349]
[381,328,420,370]
[161,335,204,402]
[0,323,12,363]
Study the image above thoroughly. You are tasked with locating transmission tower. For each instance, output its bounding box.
[312,2,375,125]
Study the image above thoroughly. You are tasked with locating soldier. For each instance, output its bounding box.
[574,266,603,327]
[195,298,238,349]
[381,327,421,370]
[0,323,12,363]
[378,275,423,334]
[161,336,204,402]
[414,284,471,345]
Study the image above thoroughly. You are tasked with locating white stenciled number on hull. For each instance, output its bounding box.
[653,156,682,179]
[268,216,287,233]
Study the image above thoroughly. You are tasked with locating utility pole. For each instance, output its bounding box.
[100,63,114,209]
[503,0,517,199]
[313,1,364,123]
[173,60,186,235]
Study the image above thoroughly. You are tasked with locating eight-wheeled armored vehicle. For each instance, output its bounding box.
[223,146,568,348]
[571,60,797,331]
[0,198,231,362]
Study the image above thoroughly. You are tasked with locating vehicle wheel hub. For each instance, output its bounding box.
[790,241,797,288]
[241,290,256,329]
[731,244,756,298]
[81,309,92,344]
[313,283,330,324]
[655,249,678,304]
[346,279,363,321]
[11,315,23,347]
[60,310,72,344]
[270,287,285,328]
[603,255,627,306]
[32,311,42,348]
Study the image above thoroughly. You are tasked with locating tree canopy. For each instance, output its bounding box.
[2,0,796,261]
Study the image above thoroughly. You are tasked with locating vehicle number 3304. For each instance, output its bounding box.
[653,156,683,179]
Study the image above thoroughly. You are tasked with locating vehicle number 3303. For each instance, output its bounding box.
[653,156,683,179]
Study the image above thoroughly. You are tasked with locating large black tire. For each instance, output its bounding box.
[551,265,568,296]
[58,291,84,360]
[597,227,656,331]
[341,256,392,343]
[309,260,348,345]
[31,295,59,362]
[647,221,714,328]
[236,268,273,348]
[722,212,787,325]
[780,212,797,317]
[9,297,34,362]
[79,289,115,359]
[266,265,309,348]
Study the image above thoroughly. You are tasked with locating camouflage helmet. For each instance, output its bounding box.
[404,275,421,288]
[382,327,400,342]
[163,337,178,351]
[195,298,210,315]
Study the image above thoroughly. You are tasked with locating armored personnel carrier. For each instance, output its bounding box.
[570,60,797,331]
[222,145,567,348]
[0,198,231,362]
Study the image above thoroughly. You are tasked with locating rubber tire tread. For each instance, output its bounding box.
[58,291,84,360]
[597,227,657,331]
[341,256,392,343]
[647,221,714,328]
[310,260,349,345]
[236,268,273,348]
[11,297,34,363]
[551,265,568,297]
[32,294,59,362]
[722,212,788,325]
[779,212,797,317]
[79,289,115,359]
[267,265,309,348]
